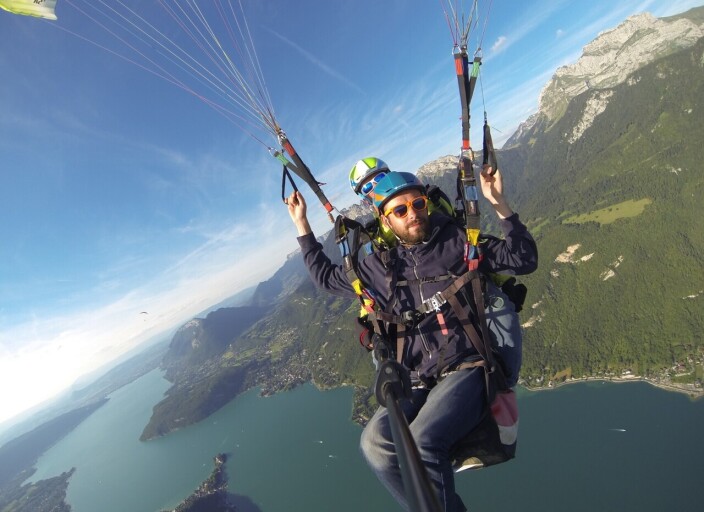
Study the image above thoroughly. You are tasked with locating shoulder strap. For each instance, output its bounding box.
[426,184,456,219]
[444,273,508,399]
[335,215,390,344]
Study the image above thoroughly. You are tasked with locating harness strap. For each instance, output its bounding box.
[472,275,493,362]
[373,269,478,334]
[440,268,476,298]
[482,118,498,175]
[371,268,485,381]
[278,133,334,219]
[395,274,454,287]
[396,324,406,364]
[444,292,487,361]
[335,215,390,347]
[374,310,416,327]
[454,51,482,150]
[281,164,298,202]
[445,284,495,402]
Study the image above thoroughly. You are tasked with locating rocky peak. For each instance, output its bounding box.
[540,12,703,122]
[416,155,458,180]
[340,202,374,222]
[506,8,704,147]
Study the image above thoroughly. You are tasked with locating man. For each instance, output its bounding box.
[287,167,537,511]
[348,157,455,250]
[349,156,390,203]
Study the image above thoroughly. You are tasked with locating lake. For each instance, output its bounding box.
[27,369,704,511]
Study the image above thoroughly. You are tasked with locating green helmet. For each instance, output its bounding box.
[349,157,390,198]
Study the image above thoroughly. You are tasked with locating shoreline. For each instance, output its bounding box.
[522,375,703,399]
[162,453,235,512]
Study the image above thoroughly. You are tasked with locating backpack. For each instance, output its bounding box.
[451,376,519,472]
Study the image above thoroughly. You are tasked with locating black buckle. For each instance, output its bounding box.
[401,310,422,328]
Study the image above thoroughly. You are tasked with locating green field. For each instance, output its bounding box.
[563,198,652,225]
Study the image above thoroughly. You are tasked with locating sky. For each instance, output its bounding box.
[1,0,702,429]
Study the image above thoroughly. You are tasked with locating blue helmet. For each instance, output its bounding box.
[370,171,425,210]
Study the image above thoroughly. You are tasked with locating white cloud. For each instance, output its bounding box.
[491,36,508,54]
[265,28,366,95]
[483,0,569,62]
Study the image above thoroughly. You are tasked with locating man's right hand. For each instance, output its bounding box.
[286,191,312,236]
[479,167,514,220]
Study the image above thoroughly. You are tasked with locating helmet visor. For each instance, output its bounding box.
[360,172,387,196]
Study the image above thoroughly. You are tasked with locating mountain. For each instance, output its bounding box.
[503,7,704,388]
[197,284,258,315]
[248,250,308,307]
[0,400,106,496]
[142,6,703,439]
[139,305,269,440]
[139,209,384,438]
[506,8,704,148]
[162,306,270,371]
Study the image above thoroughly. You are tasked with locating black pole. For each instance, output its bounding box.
[374,357,442,512]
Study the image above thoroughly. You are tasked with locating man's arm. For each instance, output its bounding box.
[286,191,357,299]
[479,167,538,274]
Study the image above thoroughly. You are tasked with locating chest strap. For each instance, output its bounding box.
[376,268,506,397]
[374,270,478,327]
[395,274,454,288]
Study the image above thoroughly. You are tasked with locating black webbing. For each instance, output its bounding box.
[281,164,298,202]
[482,120,498,175]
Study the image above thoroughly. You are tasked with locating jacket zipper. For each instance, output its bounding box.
[410,251,432,358]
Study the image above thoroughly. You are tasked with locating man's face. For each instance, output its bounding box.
[381,189,430,245]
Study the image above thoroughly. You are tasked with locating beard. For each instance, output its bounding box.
[393,216,430,245]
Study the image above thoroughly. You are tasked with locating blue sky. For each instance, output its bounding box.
[1,0,701,427]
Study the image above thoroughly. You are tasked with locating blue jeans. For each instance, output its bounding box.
[360,367,486,512]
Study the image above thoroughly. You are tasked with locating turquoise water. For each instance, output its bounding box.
[27,370,704,511]
[466,382,704,511]
[27,369,396,511]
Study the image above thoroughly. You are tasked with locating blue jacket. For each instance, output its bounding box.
[297,212,538,382]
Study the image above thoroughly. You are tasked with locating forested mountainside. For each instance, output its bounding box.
[512,34,704,386]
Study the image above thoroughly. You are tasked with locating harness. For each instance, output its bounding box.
[335,211,510,401]
[330,38,522,478]
[375,248,507,395]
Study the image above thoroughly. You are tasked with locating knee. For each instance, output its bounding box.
[359,416,394,469]
[359,422,375,457]
[409,424,448,459]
